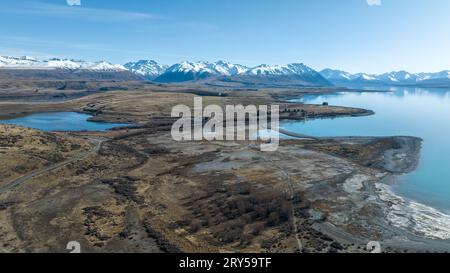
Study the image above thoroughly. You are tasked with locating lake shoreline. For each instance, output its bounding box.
[1,87,449,252]
[290,135,450,252]
[0,112,129,132]
[282,87,450,252]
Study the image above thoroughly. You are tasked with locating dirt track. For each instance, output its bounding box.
[0,138,104,194]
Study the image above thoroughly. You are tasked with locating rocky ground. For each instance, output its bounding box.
[0,84,443,253]
[0,125,92,187]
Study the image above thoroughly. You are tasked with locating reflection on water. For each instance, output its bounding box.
[0,112,128,132]
[285,85,450,213]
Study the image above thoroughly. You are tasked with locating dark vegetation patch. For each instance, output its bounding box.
[101,176,143,204]
[296,220,345,253]
[0,202,16,211]
[99,141,147,168]
[143,145,170,155]
[83,206,114,243]
[181,89,228,97]
[143,221,181,253]
[178,182,294,247]
[56,81,89,90]
[98,86,129,92]
[69,159,108,175]
[0,135,23,147]
[302,138,402,169]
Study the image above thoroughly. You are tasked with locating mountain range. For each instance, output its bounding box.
[152,61,331,87]
[0,55,127,72]
[124,60,168,80]
[1,55,449,87]
[320,69,450,87]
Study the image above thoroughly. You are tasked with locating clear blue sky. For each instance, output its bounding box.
[1,0,449,73]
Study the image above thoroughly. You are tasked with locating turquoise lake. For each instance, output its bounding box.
[285,86,450,214]
[0,112,127,132]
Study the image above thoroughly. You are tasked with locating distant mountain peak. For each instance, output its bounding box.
[320,68,450,87]
[124,59,168,79]
[163,60,249,77]
[0,55,126,72]
[9,54,448,88]
[155,60,332,87]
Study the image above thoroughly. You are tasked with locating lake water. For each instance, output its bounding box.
[0,112,128,132]
[285,86,450,214]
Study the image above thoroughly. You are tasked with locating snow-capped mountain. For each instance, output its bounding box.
[419,70,450,80]
[81,61,126,71]
[319,69,354,81]
[321,69,387,83]
[155,61,250,83]
[124,60,168,80]
[241,63,331,86]
[353,73,378,82]
[158,61,322,78]
[320,68,450,87]
[246,63,316,76]
[164,61,247,76]
[213,61,249,76]
[0,55,127,71]
[245,64,290,76]
[0,55,39,67]
[377,71,418,83]
[5,54,446,87]
[155,61,332,86]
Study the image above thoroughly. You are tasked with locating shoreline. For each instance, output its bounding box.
[1,87,450,252]
[304,135,450,252]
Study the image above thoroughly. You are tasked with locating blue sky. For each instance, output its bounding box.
[1,0,449,73]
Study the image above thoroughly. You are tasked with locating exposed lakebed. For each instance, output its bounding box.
[286,86,450,217]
